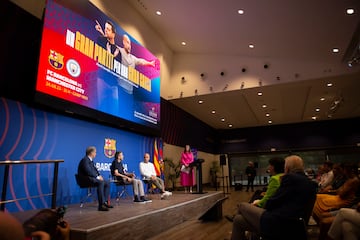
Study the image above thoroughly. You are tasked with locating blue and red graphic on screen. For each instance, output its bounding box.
[36,0,160,128]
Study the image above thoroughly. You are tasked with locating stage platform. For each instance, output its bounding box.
[12,191,225,240]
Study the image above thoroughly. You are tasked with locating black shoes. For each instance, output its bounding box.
[98,205,109,211]
[140,196,152,203]
[103,202,113,208]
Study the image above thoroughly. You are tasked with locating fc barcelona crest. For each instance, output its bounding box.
[48,49,64,70]
[104,138,116,158]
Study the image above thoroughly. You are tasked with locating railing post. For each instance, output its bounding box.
[1,165,10,211]
[52,162,59,209]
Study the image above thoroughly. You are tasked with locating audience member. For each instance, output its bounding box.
[0,211,25,240]
[319,161,334,191]
[313,163,360,223]
[180,144,195,193]
[139,153,172,199]
[245,161,256,192]
[23,208,70,240]
[231,155,317,240]
[225,157,285,223]
[327,202,360,240]
[318,163,346,194]
[110,151,151,203]
[77,146,113,211]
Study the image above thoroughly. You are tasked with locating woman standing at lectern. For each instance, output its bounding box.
[180,145,195,193]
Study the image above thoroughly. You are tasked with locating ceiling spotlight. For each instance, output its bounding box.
[262,104,267,108]
[200,73,205,78]
[327,83,333,87]
[312,116,317,120]
[181,76,186,84]
[156,10,162,16]
[268,120,272,124]
[198,100,203,104]
[332,48,339,53]
[249,44,254,49]
[265,113,270,117]
[240,82,245,89]
[263,64,269,69]
[320,97,325,101]
[220,71,225,76]
[180,91,183,98]
[221,118,225,122]
[257,92,263,96]
[228,124,233,128]
[259,80,263,87]
[276,76,280,81]
[195,89,198,95]
[237,9,244,14]
[346,8,355,15]
[211,110,216,114]
[242,68,246,73]
[315,108,320,112]
[181,41,186,46]
[209,86,213,92]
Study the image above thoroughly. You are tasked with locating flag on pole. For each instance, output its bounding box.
[153,138,161,176]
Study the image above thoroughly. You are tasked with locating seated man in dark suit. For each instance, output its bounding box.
[231,155,317,240]
[77,146,112,211]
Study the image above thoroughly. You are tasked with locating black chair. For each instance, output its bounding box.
[110,176,132,201]
[75,174,97,207]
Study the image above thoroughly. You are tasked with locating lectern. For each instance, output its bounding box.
[190,158,205,194]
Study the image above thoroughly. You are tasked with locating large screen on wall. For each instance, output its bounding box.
[35,0,160,132]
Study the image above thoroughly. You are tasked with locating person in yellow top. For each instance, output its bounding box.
[252,157,285,208]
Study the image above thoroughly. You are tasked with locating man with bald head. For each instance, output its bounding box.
[120,34,155,68]
[231,155,317,240]
[0,211,25,240]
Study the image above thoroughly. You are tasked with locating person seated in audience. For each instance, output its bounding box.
[23,208,70,240]
[77,146,113,211]
[225,157,285,222]
[110,151,151,203]
[312,163,360,224]
[327,202,360,240]
[0,211,25,240]
[231,155,317,240]
[139,153,171,199]
[318,161,334,191]
[318,163,346,194]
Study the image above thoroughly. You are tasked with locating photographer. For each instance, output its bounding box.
[23,207,70,240]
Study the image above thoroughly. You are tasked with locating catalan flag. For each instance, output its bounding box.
[153,138,161,176]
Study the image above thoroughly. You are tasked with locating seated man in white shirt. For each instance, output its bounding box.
[139,153,171,199]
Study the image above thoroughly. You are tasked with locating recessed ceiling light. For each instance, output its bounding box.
[315,108,320,112]
[332,48,339,53]
[268,120,272,124]
[257,92,263,96]
[156,10,162,16]
[312,116,317,120]
[221,118,225,122]
[198,100,203,104]
[229,124,233,128]
[249,44,254,49]
[211,110,216,114]
[320,97,325,101]
[327,83,333,87]
[346,8,355,15]
[237,9,244,14]
[265,113,270,117]
[181,41,186,46]
[262,104,267,108]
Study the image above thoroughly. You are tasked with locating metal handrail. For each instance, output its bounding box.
[0,159,64,210]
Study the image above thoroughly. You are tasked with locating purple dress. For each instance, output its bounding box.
[180,152,195,186]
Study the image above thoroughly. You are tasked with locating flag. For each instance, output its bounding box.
[153,138,161,176]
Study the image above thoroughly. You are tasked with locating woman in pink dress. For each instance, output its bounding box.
[180,145,195,193]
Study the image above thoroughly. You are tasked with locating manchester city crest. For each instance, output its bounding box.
[104,138,116,158]
[48,49,64,70]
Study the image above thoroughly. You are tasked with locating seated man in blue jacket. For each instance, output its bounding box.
[231,155,317,240]
[78,146,113,211]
